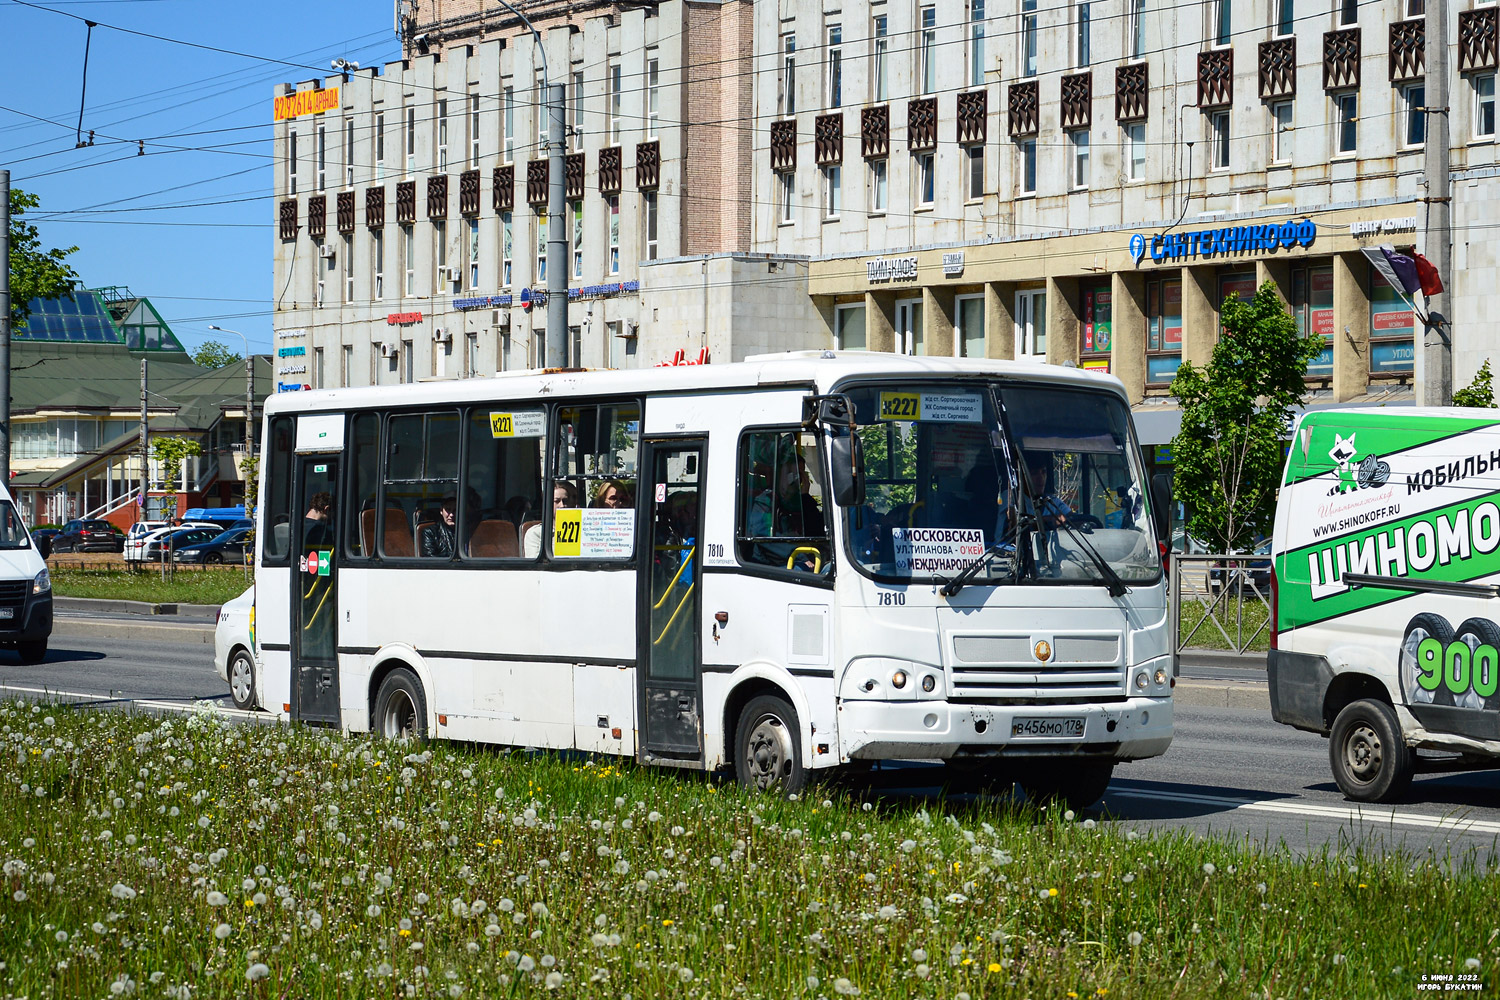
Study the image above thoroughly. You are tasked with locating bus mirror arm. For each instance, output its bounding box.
[803,393,865,508]
[1150,473,1172,545]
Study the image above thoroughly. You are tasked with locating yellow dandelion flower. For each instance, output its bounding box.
[953,861,961,870]
[1359,883,1367,889]
[961,958,973,966]
[399,928,411,937]
[662,919,674,926]
[1068,993,1078,999]
[1048,888,1058,897]
[1096,989,1109,996]
[244,900,255,908]
[988,963,1002,973]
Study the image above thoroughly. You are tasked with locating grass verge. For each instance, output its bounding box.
[1,703,1496,998]
[48,569,251,607]
[1178,596,1271,653]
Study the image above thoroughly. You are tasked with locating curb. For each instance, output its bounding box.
[54,597,221,619]
[52,619,215,645]
[1178,649,1267,670]
[1173,679,1270,711]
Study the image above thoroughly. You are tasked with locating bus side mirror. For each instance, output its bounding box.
[1150,473,1172,543]
[828,429,865,507]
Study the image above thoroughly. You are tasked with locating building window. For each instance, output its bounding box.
[1079,283,1110,364]
[835,303,867,349]
[501,211,513,287]
[608,196,620,275]
[915,151,935,205]
[1211,0,1231,47]
[1476,74,1496,138]
[402,340,414,384]
[317,124,327,191]
[536,72,546,147]
[434,219,448,291]
[1271,100,1293,162]
[869,157,889,213]
[970,0,986,88]
[1404,0,1424,17]
[342,344,353,387]
[781,33,797,115]
[1291,265,1335,377]
[1019,138,1037,194]
[437,98,449,170]
[1275,0,1294,35]
[470,93,481,166]
[966,145,984,199]
[872,13,889,102]
[402,224,415,296]
[572,200,584,278]
[1402,83,1426,147]
[1369,263,1416,373]
[373,228,385,300]
[823,165,842,218]
[1127,122,1146,180]
[1146,277,1183,382]
[375,114,385,181]
[920,6,937,93]
[314,347,325,389]
[503,86,515,163]
[571,70,584,152]
[1128,0,1146,58]
[608,61,622,143]
[287,129,298,195]
[344,233,355,302]
[1074,1,1091,67]
[647,53,660,137]
[405,105,416,176]
[1070,130,1090,188]
[536,213,547,283]
[1015,288,1046,358]
[779,170,796,222]
[1337,0,1357,26]
[466,331,480,376]
[956,294,985,357]
[644,190,659,258]
[1021,0,1039,78]
[1334,91,1357,154]
[827,24,843,108]
[1209,109,1230,169]
[468,218,481,290]
[345,117,355,187]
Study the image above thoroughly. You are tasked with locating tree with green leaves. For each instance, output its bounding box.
[9,188,79,331]
[1453,359,1496,408]
[1170,281,1324,552]
[191,340,244,370]
[152,436,202,492]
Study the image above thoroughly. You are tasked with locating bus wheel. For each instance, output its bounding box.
[734,694,807,795]
[228,649,256,711]
[1019,759,1114,811]
[373,668,428,742]
[1329,698,1413,803]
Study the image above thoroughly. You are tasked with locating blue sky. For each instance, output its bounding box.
[1,0,405,356]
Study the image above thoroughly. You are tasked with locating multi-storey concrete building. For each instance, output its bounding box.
[272,0,820,388]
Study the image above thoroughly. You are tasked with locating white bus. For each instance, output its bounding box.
[250,351,1173,802]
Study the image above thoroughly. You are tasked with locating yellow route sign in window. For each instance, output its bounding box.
[878,392,921,421]
[552,508,583,556]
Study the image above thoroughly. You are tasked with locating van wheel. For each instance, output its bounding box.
[1401,613,1454,707]
[1329,698,1413,803]
[228,649,256,710]
[373,668,428,741]
[1018,759,1114,811]
[16,641,46,665]
[734,694,807,795]
[1454,618,1500,710]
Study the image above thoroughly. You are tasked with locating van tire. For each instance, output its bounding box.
[734,694,807,795]
[1329,698,1413,803]
[16,640,46,665]
[1018,759,1114,811]
[228,649,256,711]
[1401,613,1454,707]
[373,668,428,742]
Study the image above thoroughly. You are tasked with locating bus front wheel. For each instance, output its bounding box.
[373,668,428,742]
[1329,698,1412,803]
[734,694,807,795]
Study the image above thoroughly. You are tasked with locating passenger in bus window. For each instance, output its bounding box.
[419,496,458,558]
[524,481,579,557]
[749,455,825,571]
[593,480,634,509]
[303,492,334,548]
[1024,454,1071,529]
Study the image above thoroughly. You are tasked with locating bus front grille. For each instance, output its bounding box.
[949,664,1126,701]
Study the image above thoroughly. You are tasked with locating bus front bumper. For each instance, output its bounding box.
[839,696,1173,761]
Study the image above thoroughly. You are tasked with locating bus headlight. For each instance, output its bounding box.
[1154,667,1168,686]
[891,670,908,689]
[921,674,937,693]
[1134,670,1149,691]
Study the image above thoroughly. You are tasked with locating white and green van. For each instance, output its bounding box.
[1269,407,1500,802]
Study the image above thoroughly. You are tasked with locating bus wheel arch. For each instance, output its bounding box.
[1322,671,1392,732]
[721,675,812,788]
[367,650,435,739]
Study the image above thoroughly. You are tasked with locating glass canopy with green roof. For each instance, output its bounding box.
[16,286,187,353]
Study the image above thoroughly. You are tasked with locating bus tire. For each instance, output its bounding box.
[1454,618,1500,710]
[1329,698,1413,803]
[373,668,428,742]
[733,694,807,795]
[228,648,256,711]
[1018,759,1113,811]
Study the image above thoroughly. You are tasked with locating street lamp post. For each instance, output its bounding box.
[207,325,255,487]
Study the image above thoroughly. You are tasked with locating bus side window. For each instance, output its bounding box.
[346,412,380,559]
[736,429,830,574]
[262,416,295,564]
[464,407,546,560]
[549,402,641,559]
[382,410,461,560]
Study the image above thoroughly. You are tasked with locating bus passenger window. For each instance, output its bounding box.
[263,416,295,563]
[549,403,640,559]
[346,412,380,558]
[382,410,460,560]
[464,407,546,559]
[737,429,830,575]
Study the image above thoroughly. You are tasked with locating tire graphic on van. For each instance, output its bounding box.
[1401,613,1500,711]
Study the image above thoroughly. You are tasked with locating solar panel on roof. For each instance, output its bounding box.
[17,292,121,343]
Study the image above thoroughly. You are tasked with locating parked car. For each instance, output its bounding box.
[142,525,224,563]
[214,584,257,710]
[51,518,125,553]
[173,526,252,565]
[125,520,216,564]
[1209,539,1272,596]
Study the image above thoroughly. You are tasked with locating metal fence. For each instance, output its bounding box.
[1170,553,1272,656]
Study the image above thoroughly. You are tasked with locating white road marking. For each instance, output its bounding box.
[1110,786,1500,836]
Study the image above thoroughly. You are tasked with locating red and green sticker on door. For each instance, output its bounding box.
[301,550,331,576]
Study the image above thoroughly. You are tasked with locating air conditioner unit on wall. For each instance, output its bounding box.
[433,327,451,343]
[495,311,511,328]
[319,243,336,258]
[380,342,399,358]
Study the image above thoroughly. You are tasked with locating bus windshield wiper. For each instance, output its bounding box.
[939,544,1013,597]
[1053,518,1130,598]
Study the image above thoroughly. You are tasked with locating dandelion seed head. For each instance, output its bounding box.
[245,963,270,982]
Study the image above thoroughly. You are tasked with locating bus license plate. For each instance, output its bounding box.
[1011,716,1084,738]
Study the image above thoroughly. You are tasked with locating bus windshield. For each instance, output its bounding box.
[843,381,1160,587]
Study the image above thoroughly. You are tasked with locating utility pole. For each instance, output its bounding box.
[1,169,11,486]
[209,325,254,486]
[139,358,148,515]
[545,80,568,369]
[1421,0,1453,406]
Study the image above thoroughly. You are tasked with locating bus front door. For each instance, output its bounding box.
[291,456,340,725]
[638,439,705,762]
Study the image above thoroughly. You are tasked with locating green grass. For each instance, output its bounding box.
[1,703,1495,998]
[1178,597,1271,653]
[49,569,251,607]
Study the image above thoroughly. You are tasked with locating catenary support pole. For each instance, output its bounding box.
[1421,0,1453,406]
[545,81,567,368]
[0,170,11,486]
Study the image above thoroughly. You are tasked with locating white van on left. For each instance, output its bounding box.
[0,483,53,663]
